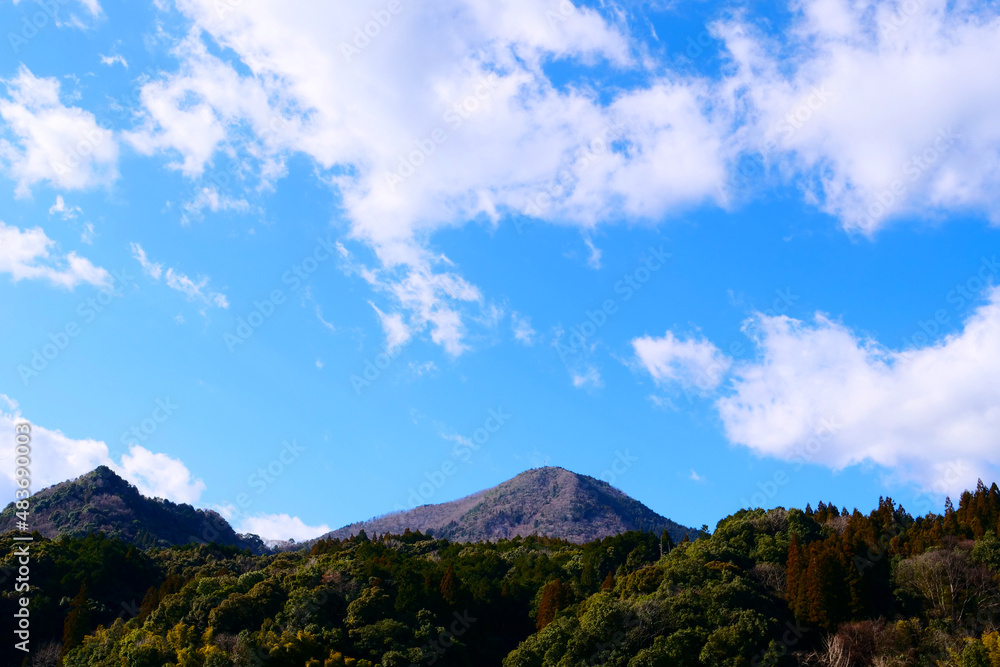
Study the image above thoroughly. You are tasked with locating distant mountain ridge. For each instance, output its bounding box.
[1,466,695,550]
[0,466,267,554]
[320,466,697,544]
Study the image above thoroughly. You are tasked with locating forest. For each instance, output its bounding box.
[5,481,1000,666]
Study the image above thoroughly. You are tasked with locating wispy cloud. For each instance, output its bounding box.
[572,366,603,390]
[315,305,336,333]
[80,222,95,244]
[99,53,128,69]
[49,195,81,220]
[584,237,602,270]
[370,301,412,352]
[407,360,438,378]
[130,242,228,309]
[511,311,537,345]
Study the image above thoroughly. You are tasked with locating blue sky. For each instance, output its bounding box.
[1,0,999,540]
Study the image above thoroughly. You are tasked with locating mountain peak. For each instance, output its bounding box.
[0,467,266,553]
[90,464,119,477]
[85,465,132,488]
[512,465,572,477]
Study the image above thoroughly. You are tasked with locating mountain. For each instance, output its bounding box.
[0,466,267,554]
[320,466,697,544]
[0,466,694,552]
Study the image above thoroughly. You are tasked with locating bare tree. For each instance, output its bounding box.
[895,545,999,625]
[29,641,62,666]
[818,633,851,667]
[749,562,786,597]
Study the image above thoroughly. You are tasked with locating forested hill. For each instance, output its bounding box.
[6,481,1000,666]
[321,466,698,545]
[0,465,267,554]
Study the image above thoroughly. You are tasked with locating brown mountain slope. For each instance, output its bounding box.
[320,466,697,544]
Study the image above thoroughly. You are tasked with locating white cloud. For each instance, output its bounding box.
[48,196,95,243]
[130,241,162,279]
[123,32,288,179]
[0,66,118,195]
[718,0,1000,231]
[632,330,731,392]
[716,287,1000,494]
[443,432,474,449]
[584,237,603,270]
[122,0,1000,357]
[233,513,330,542]
[127,0,730,354]
[315,305,336,333]
[119,444,207,503]
[690,469,705,483]
[130,242,229,308]
[49,195,81,219]
[78,0,102,15]
[0,411,107,502]
[0,221,109,288]
[181,186,252,224]
[407,360,438,377]
[364,252,484,356]
[8,0,102,32]
[41,0,104,18]
[100,54,128,68]
[370,301,413,352]
[0,408,204,505]
[572,366,603,389]
[80,222,95,244]
[164,269,229,308]
[340,245,486,356]
[511,311,536,345]
[0,395,20,423]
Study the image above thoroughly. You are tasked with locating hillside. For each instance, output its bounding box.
[0,465,267,554]
[321,466,697,544]
[0,465,694,556]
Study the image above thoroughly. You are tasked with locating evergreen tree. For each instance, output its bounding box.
[61,582,91,658]
[660,529,675,557]
[786,534,804,618]
[440,564,459,605]
[536,579,566,630]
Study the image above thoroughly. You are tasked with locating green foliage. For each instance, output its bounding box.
[972,532,1000,570]
[963,639,993,667]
